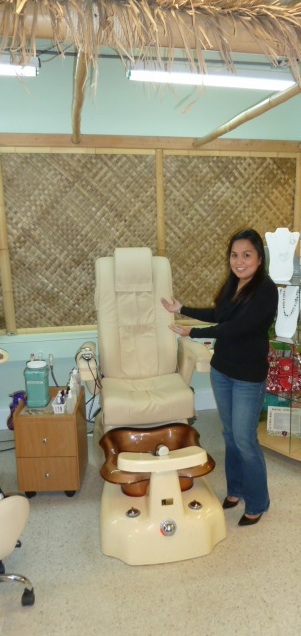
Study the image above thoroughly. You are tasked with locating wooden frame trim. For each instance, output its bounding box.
[0,134,301,156]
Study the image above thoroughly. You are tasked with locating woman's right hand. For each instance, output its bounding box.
[161,297,182,313]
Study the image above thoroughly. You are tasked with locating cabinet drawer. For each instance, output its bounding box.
[16,457,80,492]
[15,420,77,457]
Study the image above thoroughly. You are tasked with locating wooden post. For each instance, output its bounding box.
[294,155,301,231]
[155,149,166,255]
[0,160,17,333]
[294,154,301,263]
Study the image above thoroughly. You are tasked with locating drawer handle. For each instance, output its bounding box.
[42,438,48,444]
[44,472,50,479]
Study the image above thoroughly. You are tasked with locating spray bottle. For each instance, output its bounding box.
[7,390,26,430]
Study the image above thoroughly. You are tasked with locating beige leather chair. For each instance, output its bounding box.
[78,246,213,447]
[0,495,35,606]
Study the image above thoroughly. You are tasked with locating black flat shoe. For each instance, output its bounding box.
[222,497,240,509]
[238,513,262,526]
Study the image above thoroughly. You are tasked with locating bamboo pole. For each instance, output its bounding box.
[193,84,301,148]
[1,3,300,57]
[71,51,90,145]
[294,154,301,266]
[0,159,17,333]
[155,149,166,255]
[294,154,301,231]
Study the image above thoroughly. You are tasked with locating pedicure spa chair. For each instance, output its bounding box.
[76,247,226,565]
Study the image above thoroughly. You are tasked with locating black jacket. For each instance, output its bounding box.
[181,276,278,382]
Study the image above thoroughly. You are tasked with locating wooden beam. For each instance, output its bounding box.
[155,149,166,255]
[193,83,301,148]
[1,134,301,155]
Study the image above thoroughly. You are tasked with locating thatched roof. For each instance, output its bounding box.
[1,0,301,72]
[1,1,301,144]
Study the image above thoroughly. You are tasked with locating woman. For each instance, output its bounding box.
[161,228,278,526]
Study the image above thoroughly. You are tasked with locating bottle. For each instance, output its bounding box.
[7,390,26,430]
[70,374,79,398]
[71,368,81,395]
[66,390,75,414]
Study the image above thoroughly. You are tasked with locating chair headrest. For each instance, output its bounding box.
[114,247,153,292]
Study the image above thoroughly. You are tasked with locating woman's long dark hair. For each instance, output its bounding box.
[215,228,267,305]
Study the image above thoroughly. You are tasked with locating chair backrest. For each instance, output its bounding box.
[95,247,178,379]
[0,495,29,560]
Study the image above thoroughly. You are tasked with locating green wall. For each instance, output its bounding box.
[0,53,300,139]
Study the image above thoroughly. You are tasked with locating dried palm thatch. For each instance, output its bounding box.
[1,0,301,75]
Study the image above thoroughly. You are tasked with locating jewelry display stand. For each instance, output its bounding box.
[259,230,301,459]
[275,286,300,339]
[258,227,301,459]
[265,227,300,283]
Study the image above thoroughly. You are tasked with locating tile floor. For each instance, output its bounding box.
[1,411,301,636]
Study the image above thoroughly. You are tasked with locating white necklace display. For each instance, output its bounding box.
[265,227,300,283]
[275,285,300,338]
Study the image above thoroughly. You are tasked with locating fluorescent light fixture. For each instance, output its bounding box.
[127,65,295,91]
[0,54,39,77]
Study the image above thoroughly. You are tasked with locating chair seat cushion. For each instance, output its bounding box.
[101,373,194,427]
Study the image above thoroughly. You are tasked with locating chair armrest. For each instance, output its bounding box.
[177,337,213,384]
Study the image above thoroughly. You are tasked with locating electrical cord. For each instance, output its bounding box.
[86,359,102,413]
[82,360,103,431]
[87,358,103,390]
[50,366,59,387]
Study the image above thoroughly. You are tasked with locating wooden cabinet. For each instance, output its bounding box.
[13,388,88,496]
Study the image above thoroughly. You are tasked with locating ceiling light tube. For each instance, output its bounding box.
[127,68,295,91]
[0,54,39,77]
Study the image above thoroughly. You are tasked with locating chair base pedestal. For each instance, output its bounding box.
[100,475,226,565]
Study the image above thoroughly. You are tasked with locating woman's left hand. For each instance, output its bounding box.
[169,324,192,337]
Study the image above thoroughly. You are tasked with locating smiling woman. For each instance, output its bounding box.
[161,228,279,525]
[230,238,262,289]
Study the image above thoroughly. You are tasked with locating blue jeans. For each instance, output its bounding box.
[210,367,270,516]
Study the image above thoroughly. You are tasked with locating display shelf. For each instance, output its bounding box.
[258,420,301,461]
[259,277,301,459]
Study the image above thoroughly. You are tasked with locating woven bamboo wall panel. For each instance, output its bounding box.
[0,153,157,329]
[0,152,296,330]
[164,156,296,307]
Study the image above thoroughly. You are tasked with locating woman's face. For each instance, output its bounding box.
[229,239,262,286]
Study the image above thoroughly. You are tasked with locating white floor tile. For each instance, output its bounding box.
[1,413,300,636]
